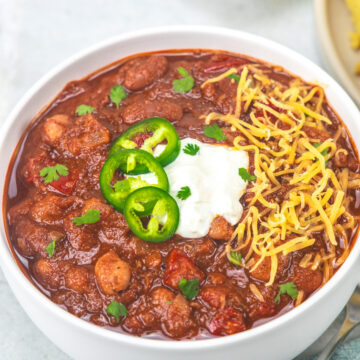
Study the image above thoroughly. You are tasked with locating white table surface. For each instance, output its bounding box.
[0,0,324,358]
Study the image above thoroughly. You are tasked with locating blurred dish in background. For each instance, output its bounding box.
[315,0,360,107]
[345,0,360,74]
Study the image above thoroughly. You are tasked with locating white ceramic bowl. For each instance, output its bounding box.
[1,26,360,360]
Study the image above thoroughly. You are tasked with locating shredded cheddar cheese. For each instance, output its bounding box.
[200,64,358,286]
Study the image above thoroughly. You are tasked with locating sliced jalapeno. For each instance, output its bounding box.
[100,149,169,212]
[109,117,181,175]
[124,187,180,243]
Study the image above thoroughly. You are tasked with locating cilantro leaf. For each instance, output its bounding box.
[238,168,256,182]
[178,278,199,300]
[106,301,127,322]
[228,251,242,266]
[228,74,240,83]
[274,282,299,303]
[166,300,172,305]
[72,209,100,226]
[75,104,94,116]
[45,239,56,258]
[183,143,200,156]
[313,142,329,166]
[110,84,127,108]
[177,186,191,200]
[203,123,226,141]
[39,164,69,184]
[172,67,194,93]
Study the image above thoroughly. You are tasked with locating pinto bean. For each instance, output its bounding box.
[82,197,112,219]
[67,114,110,155]
[200,285,243,309]
[124,55,168,91]
[163,294,194,338]
[34,258,69,288]
[121,99,183,124]
[14,219,63,258]
[201,82,216,100]
[145,252,162,268]
[151,287,175,312]
[65,266,89,293]
[333,150,348,168]
[95,250,131,295]
[8,198,34,225]
[30,195,83,225]
[348,155,360,172]
[63,213,99,251]
[42,114,71,144]
[250,254,291,283]
[293,266,322,295]
[164,249,204,289]
[208,216,234,241]
[302,126,330,142]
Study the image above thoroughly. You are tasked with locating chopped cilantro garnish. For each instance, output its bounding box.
[203,123,226,141]
[172,67,194,93]
[110,84,127,108]
[75,104,94,116]
[313,142,329,166]
[177,186,191,200]
[274,282,299,303]
[178,278,199,300]
[166,300,172,305]
[106,301,127,322]
[39,164,69,184]
[228,74,240,83]
[45,239,56,258]
[183,143,200,156]
[228,251,242,266]
[72,209,100,226]
[238,168,256,182]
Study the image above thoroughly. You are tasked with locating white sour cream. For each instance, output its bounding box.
[130,138,249,238]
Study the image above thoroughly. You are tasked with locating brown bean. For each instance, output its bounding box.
[124,55,168,91]
[208,216,234,241]
[95,250,131,295]
[121,99,183,124]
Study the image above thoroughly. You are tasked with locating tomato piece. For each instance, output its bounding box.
[208,307,247,336]
[49,173,77,195]
[25,157,76,195]
[164,249,204,289]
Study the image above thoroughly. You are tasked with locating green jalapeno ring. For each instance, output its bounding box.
[124,187,180,243]
[99,149,169,212]
[109,117,181,175]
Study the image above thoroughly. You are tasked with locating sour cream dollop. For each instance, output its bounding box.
[132,138,249,238]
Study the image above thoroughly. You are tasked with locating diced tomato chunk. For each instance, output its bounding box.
[164,249,204,289]
[208,307,247,336]
[25,157,76,195]
[49,173,77,195]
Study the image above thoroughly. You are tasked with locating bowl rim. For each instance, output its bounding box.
[1,24,360,350]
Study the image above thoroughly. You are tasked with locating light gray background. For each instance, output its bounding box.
[0,0,325,359]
